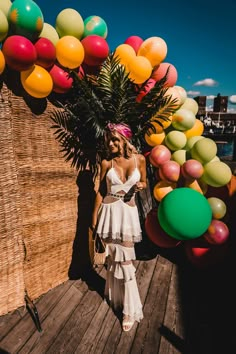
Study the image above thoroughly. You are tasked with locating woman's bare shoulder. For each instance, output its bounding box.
[136,153,146,164]
[101,159,111,169]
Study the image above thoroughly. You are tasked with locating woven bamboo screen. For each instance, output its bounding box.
[0,83,78,316]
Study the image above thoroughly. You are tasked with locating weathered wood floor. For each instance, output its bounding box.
[0,243,235,354]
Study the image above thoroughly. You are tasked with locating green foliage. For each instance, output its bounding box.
[50,53,178,174]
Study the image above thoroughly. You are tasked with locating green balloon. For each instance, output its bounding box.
[158,187,212,240]
[8,0,44,40]
[83,15,108,38]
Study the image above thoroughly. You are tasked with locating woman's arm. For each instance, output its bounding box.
[90,159,109,229]
[134,154,147,192]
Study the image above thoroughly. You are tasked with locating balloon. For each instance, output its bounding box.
[184,179,208,195]
[138,36,167,67]
[145,131,165,146]
[8,0,44,41]
[153,180,176,202]
[171,149,188,166]
[207,197,227,219]
[185,135,204,151]
[83,15,108,38]
[124,35,143,54]
[128,55,152,84]
[136,78,156,102]
[158,187,212,240]
[151,62,178,87]
[180,97,199,115]
[81,35,109,66]
[165,130,187,151]
[159,160,180,183]
[56,36,84,69]
[172,108,196,131]
[49,64,73,94]
[34,37,56,69]
[113,43,136,70]
[21,65,53,98]
[0,0,12,16]
[149,144,171,167]
[201,161,232,187]
[191,137,217,164]
[184,118,204,138]
[163,86,182,110]
[40,23,59,46]
[55,8,84,39]
[2,35,37,71]
[204,220,229,245]
[181,159,204,180]
[174,86,187,105]
[0,50,5,74]
[145,208,181,248]
[0,9,8,42]
[185,238,229,268]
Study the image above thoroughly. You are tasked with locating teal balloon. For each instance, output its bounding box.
[158,187,212,240]
[83,15,108,38]
[8,0,44,40]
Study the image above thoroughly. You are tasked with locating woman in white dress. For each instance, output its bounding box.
[90,122,147,332]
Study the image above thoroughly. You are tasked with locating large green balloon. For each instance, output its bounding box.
[158,187,212,240]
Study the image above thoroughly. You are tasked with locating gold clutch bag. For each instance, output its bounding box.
[89,228,106,267]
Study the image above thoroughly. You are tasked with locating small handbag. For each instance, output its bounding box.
[89,227,106,267]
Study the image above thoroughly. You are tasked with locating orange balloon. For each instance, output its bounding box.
[153,180,176,202]
[145,131,166,146]
[128,55,152,84]
[56,35,84,69]
[184,118,204,138]
[138,36,167,67]
[21,65,53,98]
[114,43,136,70]
[0,50,6,74]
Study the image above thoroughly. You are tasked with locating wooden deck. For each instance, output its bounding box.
[0,240,235,354]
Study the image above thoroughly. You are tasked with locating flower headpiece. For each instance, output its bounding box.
[106,123,132,140]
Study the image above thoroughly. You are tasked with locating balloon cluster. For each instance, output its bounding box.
[0,0,110,97]
[144,91,233,268]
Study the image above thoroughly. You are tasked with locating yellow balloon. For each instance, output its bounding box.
[174,85,187,105]
[56,35,84,69]
[21,65,53,98]
[184,118,204,138]
[138,36,167,67]
[181,97,199,115]
[145,131,165,146]
[40,23,59,46]
[0,9,8,42]
[153,180,176,202]
[128,55,152,84]
[114,44,136,70]
[0,0,12,16]
[55,8,84,39]
[0,50,6,74]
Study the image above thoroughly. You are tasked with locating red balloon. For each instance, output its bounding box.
[204,219,229,245]
[124,35,143,54]
[81,35,109,66]
[2,35,37,71]
[151,62,178,87]
[184,238,229,269]
[145,208,181,248]
[136,78,156,102]
[159,160,180,183]
[34,37,56,69]
[49,64,73,93]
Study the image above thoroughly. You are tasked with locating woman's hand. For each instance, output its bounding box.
[134,181,144,193]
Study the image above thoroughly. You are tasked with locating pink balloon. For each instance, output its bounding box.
[181,159,204,180]
[149,144,171,167]
[49,64,73,93]
[159,160,180,182]
[151,62,178,87]
[136,78,156,102]
[124,35,143,54]
[81,35,109,66]
[204,219,229,245]
[34,37,56,69]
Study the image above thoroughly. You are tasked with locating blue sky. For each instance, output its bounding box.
[33,0,236,112]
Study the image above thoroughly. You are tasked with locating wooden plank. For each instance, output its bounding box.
[18,282,87,354]
[41,269,107,353]
[0,280,75,353]
[0,307,26,342]
[130,256,173,354]
[159,264,185,354]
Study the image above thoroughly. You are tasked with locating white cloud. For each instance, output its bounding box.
[193,78,218,87]
[187,90,200,96]
[229,95,236,104]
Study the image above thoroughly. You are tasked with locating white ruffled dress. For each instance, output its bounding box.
[96,155,143,322]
